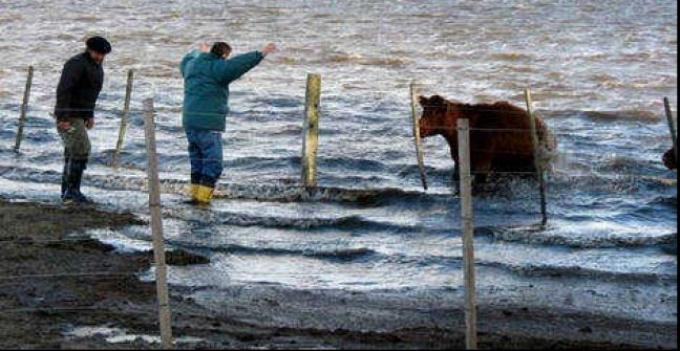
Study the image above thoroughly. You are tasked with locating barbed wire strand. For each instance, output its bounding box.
[15,104,678,118]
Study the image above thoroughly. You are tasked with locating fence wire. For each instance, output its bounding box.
[0,66,676,349]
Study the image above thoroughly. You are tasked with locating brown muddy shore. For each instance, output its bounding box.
[0,198,675,349]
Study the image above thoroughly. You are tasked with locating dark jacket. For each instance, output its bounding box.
[180,50,263,131]
[54,52,104,121]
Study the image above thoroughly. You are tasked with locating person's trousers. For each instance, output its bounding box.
[57,117,91,196]
[57,117,91,160]
[186,129,223,188]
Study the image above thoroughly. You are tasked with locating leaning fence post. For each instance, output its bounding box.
[524,87,548,226]
[112,69,134,166]
[301,73,321,188]
[457,118,477,350]
[663,97,677,164]
[14,66,33,151]
[142,98,174,349]
[410,81,428,190]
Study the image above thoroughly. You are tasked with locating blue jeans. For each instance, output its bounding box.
[186,129,223,187]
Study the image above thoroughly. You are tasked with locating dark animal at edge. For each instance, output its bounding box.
[662,147,676,170]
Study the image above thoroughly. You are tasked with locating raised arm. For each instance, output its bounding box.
[216,51,264,84]
[217,43,276,84]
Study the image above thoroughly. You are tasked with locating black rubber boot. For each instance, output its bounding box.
[63,159,92,204]
[62,159,77,204]
[72,160,92,204]
[61,157,70,199]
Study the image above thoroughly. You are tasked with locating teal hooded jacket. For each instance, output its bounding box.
[180,50,264,131]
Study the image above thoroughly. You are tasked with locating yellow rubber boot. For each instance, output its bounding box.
[186,183,199,200]
[195,185,214,204]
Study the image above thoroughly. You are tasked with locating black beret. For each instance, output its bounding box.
[86,36,111,54]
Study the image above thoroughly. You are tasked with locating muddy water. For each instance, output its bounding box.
[0,0,676,330]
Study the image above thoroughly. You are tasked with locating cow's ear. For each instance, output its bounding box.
[430,95,445,107]
[418,95,429,106]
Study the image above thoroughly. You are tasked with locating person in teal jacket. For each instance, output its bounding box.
[180,41,276,204]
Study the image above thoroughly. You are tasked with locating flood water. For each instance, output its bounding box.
[0,0,677,325]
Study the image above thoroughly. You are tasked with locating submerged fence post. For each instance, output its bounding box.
[410,81,428,190]
[142,98,174,350]
[457,118,477,350]
[112,69,134,167]
[301,73,321,188]
[14,66,33,151]
[663,97,677,164]
[524,87,548,226]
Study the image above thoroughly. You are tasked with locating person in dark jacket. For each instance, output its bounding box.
[55,36,111,204]
[180,41,276,204]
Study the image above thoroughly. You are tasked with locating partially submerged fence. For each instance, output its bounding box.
[409,83,677,349]
[142,98,173,349]
[0,65,677,349]
[0,67,322,348]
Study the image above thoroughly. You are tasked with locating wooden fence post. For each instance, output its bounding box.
[410,81,428,190]
[112,69,134,166]
[663,97,677,164]
[301,73,321,188]
[457,118,477,350]
[14,66,33,151]
[524,87,547,226]
[142,98,174,350]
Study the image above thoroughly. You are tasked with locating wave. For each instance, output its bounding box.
[588,157,675,179]
[1,161,673,209]
[648,195,677,208]
[395,163,456,180]
[204,238,677,282]
[0,164,441,205]
[276,49,412,67]
[168,208,439,234]
[579,110,659,122]
[174,241,376,262]
[590,75,677,90]
[222,155,299,169]
[90,151,301,173]
[479,261,677,283]
[258,124,302,137]
[489,52,534,61]
[248,96,302,109]
[594,155,648,173]
[484,224,677,250]
[114,225,675,283]
[94,152,402,178]
[320,156,389,172]
[538,109,660,122]
[212,182,437,205]
[545,172,676,195]
[322,52,412,66]
[380,251,676,283]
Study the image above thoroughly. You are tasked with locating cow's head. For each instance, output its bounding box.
[418,95,453,138]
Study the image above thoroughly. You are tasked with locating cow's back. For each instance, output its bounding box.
[455,101,555,173]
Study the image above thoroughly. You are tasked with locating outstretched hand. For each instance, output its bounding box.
[199,42,210,53]
[261,43,277,57]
